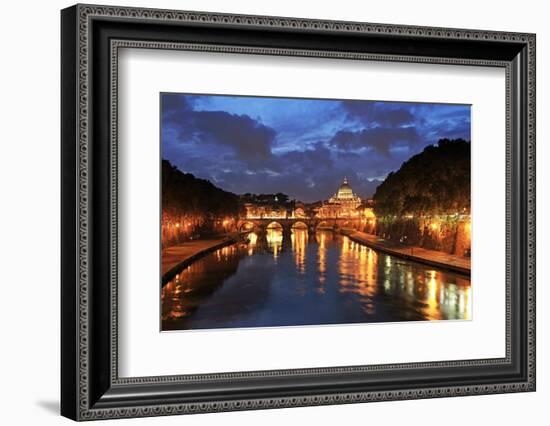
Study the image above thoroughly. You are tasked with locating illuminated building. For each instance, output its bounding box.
[292,202,307,218]
[317,177,364,218]
[244,203,288,219]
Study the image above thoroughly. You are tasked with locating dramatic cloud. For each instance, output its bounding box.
[341,100,415,127]
[161,93,470,202]
[329,127,419,155]
[162,96,276,164]
[278,143,333,173]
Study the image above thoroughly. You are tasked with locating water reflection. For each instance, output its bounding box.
[266,228,283,259]
[162,229,471,330]
[291,228,307,274]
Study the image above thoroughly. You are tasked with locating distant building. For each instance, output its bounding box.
[244,203,288,219]
[241,193,294,219]
[292,202,307,218]
[242,178,375,222]
[317,177,364,218]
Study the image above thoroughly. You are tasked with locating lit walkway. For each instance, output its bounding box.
[346,231,471,275]
[162,237,236,285]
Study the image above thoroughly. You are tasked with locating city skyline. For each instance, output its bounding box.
[161,93,470,203]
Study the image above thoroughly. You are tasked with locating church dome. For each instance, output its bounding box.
[336,177,354,199]
[319,176,363,218]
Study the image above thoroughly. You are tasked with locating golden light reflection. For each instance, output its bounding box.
[425,270,439,320]
[316,231,330,286]
[162,270,195,321]
[291,228,308,274]
[415,269,471,320]
[366,249,376,288]
[266,228,283,259]
[247,232,258,256]
[337,236,377,301]
[316,230,328,250]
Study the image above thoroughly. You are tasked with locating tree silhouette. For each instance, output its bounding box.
[162,160,241,217]
[373,139,470,217]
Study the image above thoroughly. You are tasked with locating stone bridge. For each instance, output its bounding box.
[237,217,363,234]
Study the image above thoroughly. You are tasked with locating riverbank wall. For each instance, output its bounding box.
[345,231,471,276]
[374,216,471,257]
[161,237,238,286]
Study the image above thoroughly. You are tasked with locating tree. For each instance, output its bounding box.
[162,160,241,217]
[373,139,470,217]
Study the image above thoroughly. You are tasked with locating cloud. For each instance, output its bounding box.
[162,95,276,164]
[328,127,419,155]
[208,140,391,203]
[277,142,333,173]
[341,100,415,127]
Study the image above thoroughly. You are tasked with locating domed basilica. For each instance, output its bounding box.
[317,177,363,218]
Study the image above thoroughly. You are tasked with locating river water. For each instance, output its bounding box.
[162,229,471,331]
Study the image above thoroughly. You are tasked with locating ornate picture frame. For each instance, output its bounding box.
[61,4,535,420]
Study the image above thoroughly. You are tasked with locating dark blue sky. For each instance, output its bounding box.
[162,93,470,203]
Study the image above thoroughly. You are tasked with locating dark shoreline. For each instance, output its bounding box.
[344,231,471,276]
[161,238,237,286]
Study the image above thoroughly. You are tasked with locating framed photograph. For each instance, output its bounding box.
[61,4,536,421]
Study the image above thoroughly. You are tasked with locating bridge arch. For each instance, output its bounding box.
[266,221,283,230]
[239,221,256,232]
[316,221,334,230]
[342,220,353,229]
[291,221,308,230]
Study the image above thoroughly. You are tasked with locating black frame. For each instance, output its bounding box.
[61,4,536,421]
